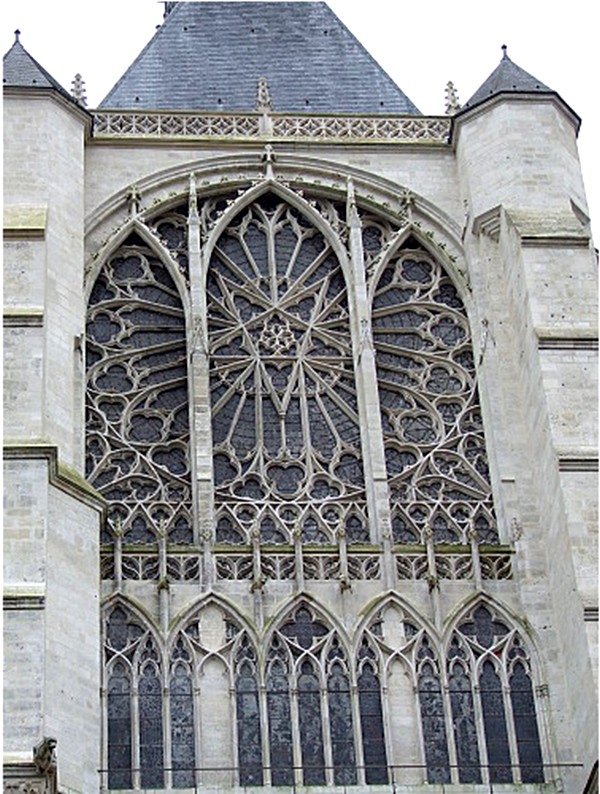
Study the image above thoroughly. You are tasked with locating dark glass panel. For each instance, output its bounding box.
[107,663,132,790]
[236,663,264,786]
[460,606,509,648]
[418,664,450,783]
[170,665,195,788]
[510,662,544,783]
[139,667,164,788]
[327,663,357,785]
[449,665,481,783]
[358,664,388,784]
[480,661,512,783]
[297,660,326,785]
[267,664,294,786]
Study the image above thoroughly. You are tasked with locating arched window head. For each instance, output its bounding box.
[208,193,367,548]
[86,235,192,547]
[372,240,497,547]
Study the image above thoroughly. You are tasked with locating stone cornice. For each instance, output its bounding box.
[4,85,92,135]
[3,442,106,513]
[537,334,598,351]
[450,91,581,141]
[3,309,44,328]
[3,584,46,610]
[91,110,451,145]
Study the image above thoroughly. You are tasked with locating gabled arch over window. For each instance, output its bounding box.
[207,192,367,547]
[104,602,164,790]
[264,602,366,786]
[447,603,545,785]
[86,235,192,546]
[372,239,498,546]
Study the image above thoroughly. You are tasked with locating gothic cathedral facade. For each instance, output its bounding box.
[3,4,597,794]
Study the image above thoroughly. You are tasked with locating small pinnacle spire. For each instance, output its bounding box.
[14,29,21,43]
[501,44,509,60]
[444,81,461,115]
[256,76,273,113]
[71,73,87,107]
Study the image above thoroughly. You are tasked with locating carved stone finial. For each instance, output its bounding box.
[71,73,87,107]
[126,184,142,216]
[346,176,360,228]
[14,29,21,43]
[33,737,57,775]
[501,43,509,60]
[256,76,273,113]
[188,172,198,215]
[444,81,461,115]
[261,143,276,179]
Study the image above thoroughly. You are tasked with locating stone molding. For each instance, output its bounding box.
[3,442,105,514]
[537,335,598,351]
[3,309,44,328]
[3,584,45,610]
[92,110,451,144]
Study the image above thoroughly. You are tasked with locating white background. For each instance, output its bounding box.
[3,0,597,242]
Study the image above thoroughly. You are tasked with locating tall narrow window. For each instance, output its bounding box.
[86,237,192,550]
[207,193,367,549]
[170,638,196,788]
[235,638,264,786]
[298,659,326,784]
[327,641,357,785]
[509,658,544,783]
[107,661,133,790]
[266,641,294,786]
[372,241,497,546]
[447,639,481,783]
[416,638,450,784]
[357,641,388,784]
[138,643,164,789]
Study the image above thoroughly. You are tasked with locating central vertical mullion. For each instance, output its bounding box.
[345,182,393,565]
[188,175,214,584]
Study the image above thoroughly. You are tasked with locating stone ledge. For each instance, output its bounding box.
[3,442,106,513]
[3,205,47,240]
[3,583,46,610]
[3,309,44,328]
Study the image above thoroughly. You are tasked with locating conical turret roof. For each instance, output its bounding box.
[3,30,72,100]
[100,2,420,114]
[463,45,552,109]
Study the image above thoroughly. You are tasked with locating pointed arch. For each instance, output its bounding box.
[86,225,194,548]
[207,187,368,549]
[370,234,498,548]
[442,595,546,785]
[85,217,191,312]
[202,179,352,287]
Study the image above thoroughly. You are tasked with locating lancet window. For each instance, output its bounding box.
[86,235,193,547]
[208,193,368,548]
[372,242,497,546]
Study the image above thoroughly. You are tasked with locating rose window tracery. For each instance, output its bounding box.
[208,193,368,546]
[372,242,498,546]
[86,238,193,545]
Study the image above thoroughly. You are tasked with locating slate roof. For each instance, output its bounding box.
[100,2,420,114]
[463,46,552,109]
[3,31,73,101]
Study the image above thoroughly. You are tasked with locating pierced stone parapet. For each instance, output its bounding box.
[92,111,451,143]
[101,547,512,582]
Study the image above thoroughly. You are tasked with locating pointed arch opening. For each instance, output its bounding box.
[86,232,193,553]
[371,236,498,547]
[207,190,368,548]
